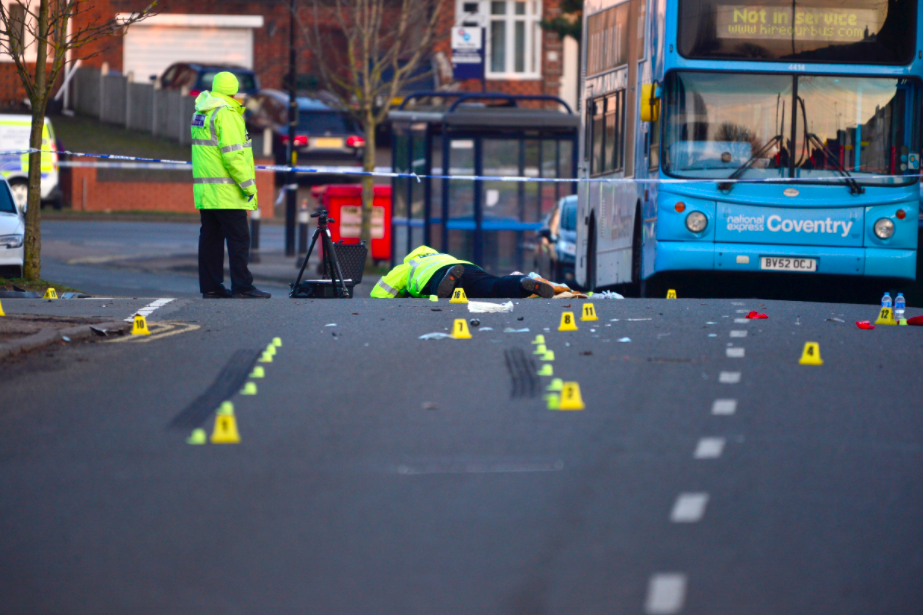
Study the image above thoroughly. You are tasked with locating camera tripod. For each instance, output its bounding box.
[290,208,351,298]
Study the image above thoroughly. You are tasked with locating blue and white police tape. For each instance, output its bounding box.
[1,148,916,186]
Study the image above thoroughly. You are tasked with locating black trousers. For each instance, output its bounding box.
[198,209,255,294]
[423,264,526,299]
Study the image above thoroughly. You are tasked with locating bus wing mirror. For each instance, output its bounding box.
[640,83,661,123]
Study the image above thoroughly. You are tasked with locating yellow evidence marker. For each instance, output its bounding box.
[537,364,553,376]
[258,350,273,363]
[798,342,823,366]
[0,299,5,316]
[240,382,257,395]
[874,307,897,325]
[558,382,585,410]
[249,366,265,379]
[899,319,908,326]
[273,337,282,347]
[43,288,58,299]
[542,350,555,361]
[581,303,599,321]
[449,288,468,303]
[217,401,234,415]
[546,378,564,392]
[666,289,677,299]
[532,334,546,345]
[211,413,241,444]
[533,344,547,355]
[452,318,472,339]
[545,394,560,410]
[186,429,207,445]
[131,314,151,335]
[558,312,578,331]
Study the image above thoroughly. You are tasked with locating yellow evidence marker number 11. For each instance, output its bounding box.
[581,303,598,321]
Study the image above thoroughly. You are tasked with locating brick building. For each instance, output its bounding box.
[0,0,578,112]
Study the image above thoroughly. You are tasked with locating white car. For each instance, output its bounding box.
[0,176,23,278]
[0,114,60,211]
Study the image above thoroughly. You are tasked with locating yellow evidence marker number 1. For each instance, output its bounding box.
[581,303,598,321]
[450,288,468,303]
[131,315,151,335]
[452,318,472,339]
[559,312,579,331]
[798,342,823,366]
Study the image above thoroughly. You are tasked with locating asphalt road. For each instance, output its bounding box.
[1,292,922,614]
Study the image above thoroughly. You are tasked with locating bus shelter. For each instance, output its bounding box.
[389,93,579,273]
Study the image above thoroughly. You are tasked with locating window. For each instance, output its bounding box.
[589,91,626,175]
[8,2,25,56]
[648,116,661,171]
[487,1,541,78]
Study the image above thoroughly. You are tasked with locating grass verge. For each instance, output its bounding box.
[0,278,83,294]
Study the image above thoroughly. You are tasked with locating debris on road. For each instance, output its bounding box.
[468,300,513,313]
[469,319,480,327]
[746,311,768,319]
[421,401,438,411]
[419,332,455,340]
[826,317,845,323]
[618,337,631,342]
[503,327,530,333]
[325,323,337,327]
[596,290,624,299]
[856,321,875,330]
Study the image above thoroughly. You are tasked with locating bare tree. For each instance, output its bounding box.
[298,0,444,263]
[0,0,157,280]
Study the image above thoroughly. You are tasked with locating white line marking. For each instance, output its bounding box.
[719,371,741,383]
[735,309,747,313]
[733,318,750,324]
[397,460,564,475]
[694,437,726,459]
[670,492,709,523]
[730,330,747,338]
[125,298,175,322]
[712,399,737,415]
[726,347,745,358]
[645,573,687,614]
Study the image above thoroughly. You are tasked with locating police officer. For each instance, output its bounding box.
[371,246,555,299]
[191,71,270,299]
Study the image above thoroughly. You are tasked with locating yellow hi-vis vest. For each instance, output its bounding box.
[190,91,257,210]
[371,246,470,298]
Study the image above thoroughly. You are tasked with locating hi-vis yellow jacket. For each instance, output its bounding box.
[371,246,470,298]
[190,91,257,210]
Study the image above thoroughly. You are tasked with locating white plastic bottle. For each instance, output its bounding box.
[881,292,893,309]
[895,293,906,319]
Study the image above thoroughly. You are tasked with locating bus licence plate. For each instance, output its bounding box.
[760,257,817,272]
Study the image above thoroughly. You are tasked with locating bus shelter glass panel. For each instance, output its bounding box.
[409,126,428,250]
[391,125,410,263]
[429,134,444,251]
[447,138,476,260]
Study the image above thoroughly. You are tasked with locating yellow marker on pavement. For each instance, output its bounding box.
[265,344,276,356]
[241,382,257,395]
[249,366,265,379]
[558,312,578,331]
[211,414,241,444]
[0,299,4,316]
[666,289,677,299]
[43,288,57,299]
[272,337,282,347]
[217,401,234,415]
[533,344,547,354]
[798,342,823,366]
[546,378,564,392]
[581,303,598,321]
[545,394,560,410]
[874,307,897,325]
[449,288,468,303]
[558,382,585,410]
[542,350,555,361]
[537,364,553,376]
[186,429,207,445]
[899,319,908,326]
[532,334,546,345]
[258,351,273,363]
[131,314,151,335]
[452,318,472,339]
[429,295,438,302]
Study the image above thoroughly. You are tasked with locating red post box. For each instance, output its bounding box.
[310,184,392,262]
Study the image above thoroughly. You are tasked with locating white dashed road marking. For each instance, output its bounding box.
[734,318,749,324]
[730,330,747,338]
[125,298,175,323]
[719,371,741,383]
[670,493,709,523]
[645,574,687,614]
[726,347,745,358]
[694,437,726,459]
[712,399,737,415]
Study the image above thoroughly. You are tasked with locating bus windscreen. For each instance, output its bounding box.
[678,0,916,64]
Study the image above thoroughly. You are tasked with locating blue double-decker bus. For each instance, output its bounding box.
[576,0,921,293]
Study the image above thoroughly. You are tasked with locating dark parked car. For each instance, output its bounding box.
[244,89,366,168]
[535,195,578,283]
[159,63,260,100]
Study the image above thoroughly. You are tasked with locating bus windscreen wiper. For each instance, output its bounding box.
[717,135,784,192]
[803,132,865,195]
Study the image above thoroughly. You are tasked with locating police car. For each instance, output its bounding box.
[0,115,61,212]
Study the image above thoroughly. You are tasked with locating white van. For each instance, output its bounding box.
[0,115,60,211]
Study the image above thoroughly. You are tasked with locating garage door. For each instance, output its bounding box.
[122,15,261,83]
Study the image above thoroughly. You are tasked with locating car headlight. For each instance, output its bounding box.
[559,241,576,256]
[0,234,23,249]
[873,218,894,239]
[685,211,707,233]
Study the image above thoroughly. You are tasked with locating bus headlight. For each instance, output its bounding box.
[685,211,707,233]
[873,218,894,239]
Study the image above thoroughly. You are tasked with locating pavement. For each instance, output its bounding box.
[1,290,922,614]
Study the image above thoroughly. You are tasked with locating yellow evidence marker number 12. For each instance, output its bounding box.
[452,318,472,339]
[559,312,578,331]
[581,303,598,321]
[875,307,897,325]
